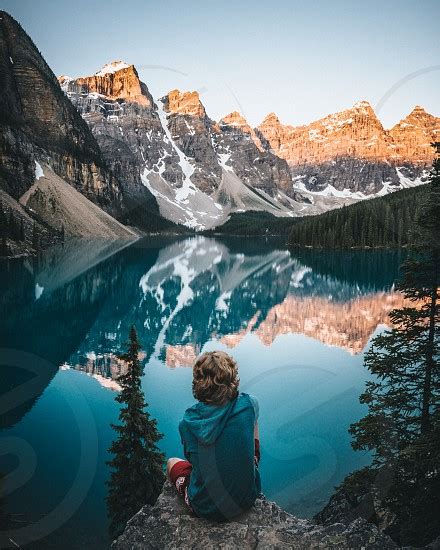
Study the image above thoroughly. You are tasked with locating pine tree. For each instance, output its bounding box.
[347,144,440,545]
[106,326,165,538]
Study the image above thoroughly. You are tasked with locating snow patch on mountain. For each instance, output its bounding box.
[395,167,428,188]
[34,161,44,180]
[217,152,234,173]
[292,164,427,204]
[139,99,229,229]
[95,61,130,76]
[141,169,225,230]
[156,99,197,203]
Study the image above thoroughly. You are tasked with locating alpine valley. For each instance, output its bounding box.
[1,10,439,256]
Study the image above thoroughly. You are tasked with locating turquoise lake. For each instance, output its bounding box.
[0,237,406,549]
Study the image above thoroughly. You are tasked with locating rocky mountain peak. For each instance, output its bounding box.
[388,105,440,163]
[256,112,287,153]
[410,104,428,115]
[395,105,438,128]
[259,112,282,128]
[351,100,375,114]
[258,100,390,167]
[320,100,383,131]
[162,89,206,117]
[61,61,152,106]
[220,111,248,127]
[219,111,263,150]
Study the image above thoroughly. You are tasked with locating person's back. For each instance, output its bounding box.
[167,351,261,521]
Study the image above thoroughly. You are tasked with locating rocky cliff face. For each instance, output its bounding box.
[216,110,295,199]
[0,11,120,204]
[112,481,396,549]
[259,101,391,165]
[257,101,438,196]
[62,61,153,106]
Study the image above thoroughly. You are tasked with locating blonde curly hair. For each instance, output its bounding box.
[192,351,239,405]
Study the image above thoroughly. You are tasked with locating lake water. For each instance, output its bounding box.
[0,237,406,549]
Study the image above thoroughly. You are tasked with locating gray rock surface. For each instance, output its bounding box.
[112,481,396,549]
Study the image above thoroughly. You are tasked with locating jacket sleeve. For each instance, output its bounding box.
[248,394,260,422]
[179,420,191,461]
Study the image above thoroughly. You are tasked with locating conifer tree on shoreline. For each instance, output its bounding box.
[106,326,165,538]
[344,144,440,545]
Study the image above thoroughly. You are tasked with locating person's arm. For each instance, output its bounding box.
[254,420,261,465]
[248,394,261,465]
[179,421,191,462]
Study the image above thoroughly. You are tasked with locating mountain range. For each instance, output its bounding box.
[0,10,438,255]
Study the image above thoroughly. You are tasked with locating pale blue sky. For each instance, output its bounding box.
[1,0,439,127]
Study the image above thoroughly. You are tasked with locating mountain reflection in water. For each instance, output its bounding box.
[58,237,405,376]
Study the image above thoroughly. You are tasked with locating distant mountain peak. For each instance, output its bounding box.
[404,105,439,124]
[219,111,251,129]
[261,112,281,125]
[95,61,131,76]
[57,61,152,106]
[162,89,206,117]
[220,111,245,124]
[392,105,439,130]
[352,100,373,112]
[220,111,263,150]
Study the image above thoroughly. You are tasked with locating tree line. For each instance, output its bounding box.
[205,210,296,236]
[288,185,426,248]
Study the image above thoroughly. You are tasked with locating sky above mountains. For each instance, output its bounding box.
[1,0,439,128]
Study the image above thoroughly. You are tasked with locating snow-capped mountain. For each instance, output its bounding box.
[60,61,439,226]
[60,64,307,229]
[257,101,438,198]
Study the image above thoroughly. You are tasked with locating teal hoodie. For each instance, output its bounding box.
[179,392,261,521]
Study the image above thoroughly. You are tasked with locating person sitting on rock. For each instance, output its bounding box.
[167,350,261,521]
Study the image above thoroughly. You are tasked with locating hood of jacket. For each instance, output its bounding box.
[180,396,241,446]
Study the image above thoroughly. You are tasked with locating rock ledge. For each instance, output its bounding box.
[112,482,395,549]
